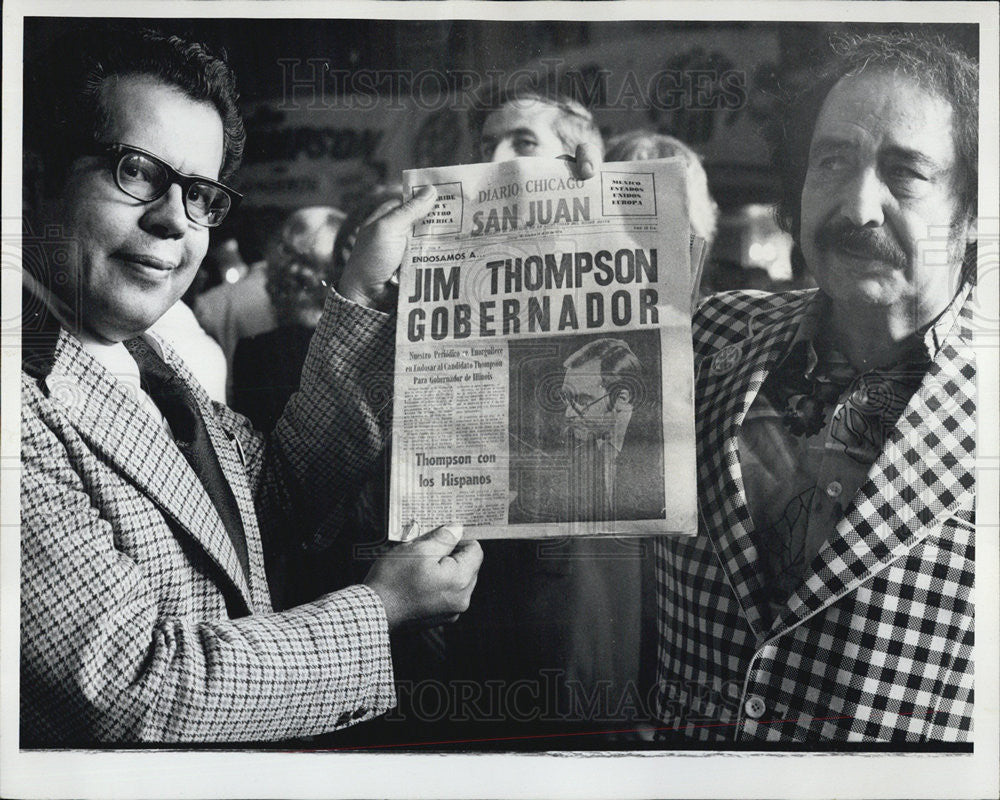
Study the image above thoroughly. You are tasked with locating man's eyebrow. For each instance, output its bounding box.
[809,135,854,155]
[501,127,538,139]
[880,144,941,170]
[809,137,945,170]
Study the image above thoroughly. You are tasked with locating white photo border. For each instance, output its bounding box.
[2,2,997,798]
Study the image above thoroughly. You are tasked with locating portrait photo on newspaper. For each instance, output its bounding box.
[506,330,667,527]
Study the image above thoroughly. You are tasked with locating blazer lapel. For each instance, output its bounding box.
[771,297,976,635]
[43,329,255,612]
[697,296,810,640]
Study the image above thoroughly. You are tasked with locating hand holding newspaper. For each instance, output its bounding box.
[390,157,700,540]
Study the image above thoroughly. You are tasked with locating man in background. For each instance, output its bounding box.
[437,88,656,741]
[604,130,719,303]
[232,206,346,430]
[194,214,280,387]
[472,89,603,162]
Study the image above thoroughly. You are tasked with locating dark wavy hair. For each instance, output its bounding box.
[25,25,246,192]
[774,31,979,245]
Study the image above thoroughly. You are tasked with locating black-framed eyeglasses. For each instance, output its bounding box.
[100,143,242,227]
[559,387,611,417]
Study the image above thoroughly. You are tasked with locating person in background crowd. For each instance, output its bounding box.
[193,211,281,387]
[20,25,482,746]
[604,130,719,258]
[470,87,603,163]
[231,205,346,430]
[431,86,658,743]
[652,31,978,743]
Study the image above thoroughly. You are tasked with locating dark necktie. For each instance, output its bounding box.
[127,337,252,593]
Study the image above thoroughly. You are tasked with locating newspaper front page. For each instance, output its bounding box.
[390,158,697,540]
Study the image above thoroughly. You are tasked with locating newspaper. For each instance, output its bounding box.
[389,157,698,540]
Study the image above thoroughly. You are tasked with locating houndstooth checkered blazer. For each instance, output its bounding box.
[20,292,397,745]
[654,288,975,743]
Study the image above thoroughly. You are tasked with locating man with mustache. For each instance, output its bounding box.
[651,31,979,743]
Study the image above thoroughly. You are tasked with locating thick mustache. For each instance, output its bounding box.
[814,222,907,269]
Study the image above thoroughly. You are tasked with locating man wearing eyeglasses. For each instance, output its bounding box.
[19,26,483,745]
[559,338,646,523]
[510,337,654,525]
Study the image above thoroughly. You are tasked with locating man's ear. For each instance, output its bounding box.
[612,387,633,411]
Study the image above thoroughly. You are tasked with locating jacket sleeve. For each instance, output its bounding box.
[215,291,396,547]
[20,396,395,744]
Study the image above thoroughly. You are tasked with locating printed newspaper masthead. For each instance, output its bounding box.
[390,158,698,540]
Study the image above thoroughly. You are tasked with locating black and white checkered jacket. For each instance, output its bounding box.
[654,289,975,743]
[20,293,397,745]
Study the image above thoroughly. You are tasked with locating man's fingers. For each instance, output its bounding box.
[573,142,602,179]
[383,184,437,227]
[409,522,464,558]
[338,185,437,309]
[362,196,404,227]
[357,187,434,238]
[557,144,600,179]
[449,539,484,573]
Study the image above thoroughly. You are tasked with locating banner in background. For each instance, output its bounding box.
[234,26,780,212]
